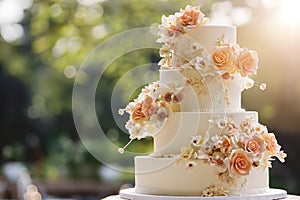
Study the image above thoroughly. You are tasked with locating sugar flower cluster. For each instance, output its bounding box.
[157,5,208,45]
[157,5,208,69]
[211,37,258,79]
[119,81,185,140]
[157,5,259,81]
[179,116,286,188]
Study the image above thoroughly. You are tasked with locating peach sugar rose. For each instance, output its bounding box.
[211,46,234,71]
[245,135,265,156]
[180,6,200,26]
[237,49,258,77]
[229,149,252,177]
[131,96,159,122]
[131,103,147,122]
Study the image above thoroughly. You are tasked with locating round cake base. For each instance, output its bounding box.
[120,188,287,200]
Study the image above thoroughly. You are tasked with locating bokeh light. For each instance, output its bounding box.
[64,65,77,78]
[0,0,32,43]
[279,0,300,27]
[0,23,24,43]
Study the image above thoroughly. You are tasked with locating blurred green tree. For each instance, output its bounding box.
[0,0,205,179]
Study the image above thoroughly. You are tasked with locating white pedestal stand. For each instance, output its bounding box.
[119,188,287,200]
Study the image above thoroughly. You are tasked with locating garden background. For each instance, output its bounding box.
[0,0,300,199]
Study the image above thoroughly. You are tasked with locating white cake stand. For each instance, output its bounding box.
[119,188,287,200]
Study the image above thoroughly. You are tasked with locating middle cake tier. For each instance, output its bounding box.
[160,69,249,112]
[154,111,258,155]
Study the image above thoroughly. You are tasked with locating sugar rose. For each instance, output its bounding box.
[211,46,234,71]
[262,132,280,155]
[229,149,252,177]
[245,134,265,156]
[131,103,147,122]
[180,5,200,26]
[237,49,258,77]
[142,95,154,117]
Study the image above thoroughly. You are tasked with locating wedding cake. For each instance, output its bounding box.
[118,5,286,197]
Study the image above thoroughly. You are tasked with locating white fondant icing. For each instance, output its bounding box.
[160,69,245,112]
[172,25,236,67]
[154,111,258,154]
[135,156,269,196]
[159,25,248,112]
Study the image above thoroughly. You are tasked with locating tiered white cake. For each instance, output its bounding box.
[119,5,286,197]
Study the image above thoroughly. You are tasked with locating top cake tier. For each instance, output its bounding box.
[172,25,236,67]
[159,24,255,112]
[157,5,259,112]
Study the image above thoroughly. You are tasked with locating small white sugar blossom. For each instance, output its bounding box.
[242,77,255,90]
[118,108,125,115]
[186,160,197,169]
[259,83,267,91]
[191,135,204,147]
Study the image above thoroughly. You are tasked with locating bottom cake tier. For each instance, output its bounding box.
[135,156,269,196]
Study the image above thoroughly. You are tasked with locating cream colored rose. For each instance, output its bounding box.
[211,46,234,71]
[262,132,280,155]
[142,95,154,117]
[229,149,252,177]
[245,135,265,156]
[237,49,258,77]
